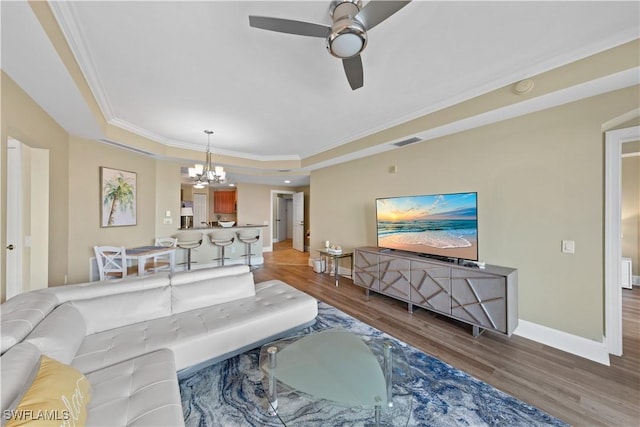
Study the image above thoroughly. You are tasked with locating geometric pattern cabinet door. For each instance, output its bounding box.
[353,249,379,291]
[410,260,451,314]
[378,255,410,301]
[451,269,507,333]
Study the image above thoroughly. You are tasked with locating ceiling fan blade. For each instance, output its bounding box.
[343,55,364,90]
[355,1,412,31]
[249,16,331,38]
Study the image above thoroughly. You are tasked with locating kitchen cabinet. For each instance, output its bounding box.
[214,190,236,213]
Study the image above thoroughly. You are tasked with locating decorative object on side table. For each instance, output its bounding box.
[327,244,342,255]
[100,167,136,227]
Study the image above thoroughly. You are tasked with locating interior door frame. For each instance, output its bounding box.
[269,190,295,252]
[604,125,639,356]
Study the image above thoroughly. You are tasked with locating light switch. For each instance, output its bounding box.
[163,218,173,225]
[561,240,575,254]
[165,210,171,217]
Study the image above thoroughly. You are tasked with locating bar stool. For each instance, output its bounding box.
[174,231,203,271]
[209,230,235,266]
[237,228,260,270]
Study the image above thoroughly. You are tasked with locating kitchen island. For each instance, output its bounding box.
[174,225,267,270]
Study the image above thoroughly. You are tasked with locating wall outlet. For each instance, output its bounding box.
[561,240,575,254]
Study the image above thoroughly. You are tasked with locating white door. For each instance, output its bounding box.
[6,140,23,299]
[5,139,50,299]
[193,193,208,227]
[292,192,304,252]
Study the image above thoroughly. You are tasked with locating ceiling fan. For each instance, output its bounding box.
[249,0,411,90]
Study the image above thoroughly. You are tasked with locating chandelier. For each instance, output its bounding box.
[188,130,226,188]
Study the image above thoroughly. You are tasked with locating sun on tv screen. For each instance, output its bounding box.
[376,192,478,261]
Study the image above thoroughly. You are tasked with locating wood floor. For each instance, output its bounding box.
[255,241,640,427]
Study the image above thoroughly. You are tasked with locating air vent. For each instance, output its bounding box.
[97,139,154,157]
[393,137,421,147]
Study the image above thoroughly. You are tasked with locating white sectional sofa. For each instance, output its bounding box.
[1,265,318,426]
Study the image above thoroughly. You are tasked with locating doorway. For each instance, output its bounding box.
[605,125,640,357]
[274,194,292,243]
[271,191,294,252]
[270,190,304,252]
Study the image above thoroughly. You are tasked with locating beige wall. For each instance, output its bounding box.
[1,72,69,300]
[310,86,639,341]
[67,137,160,283]
[622,140,640,276]
[156,161,182,239]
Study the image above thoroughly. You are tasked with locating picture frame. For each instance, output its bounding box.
[100,166,137,227]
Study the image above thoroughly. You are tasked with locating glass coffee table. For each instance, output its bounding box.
[259,329,412,426]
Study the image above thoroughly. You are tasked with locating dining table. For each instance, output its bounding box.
[126,245,176,276]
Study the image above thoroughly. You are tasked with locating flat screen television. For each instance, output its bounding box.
[376,192,478,261]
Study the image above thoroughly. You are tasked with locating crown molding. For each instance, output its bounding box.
[49,1,116,122]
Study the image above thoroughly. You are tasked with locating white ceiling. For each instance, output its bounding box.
[2,1,639,187]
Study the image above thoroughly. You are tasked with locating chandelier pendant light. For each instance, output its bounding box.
[188,130,226,188]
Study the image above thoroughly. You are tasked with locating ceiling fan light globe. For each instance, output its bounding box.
[330,33,364,58]
[327,18,367,58]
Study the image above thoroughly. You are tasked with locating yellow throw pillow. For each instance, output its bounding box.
[5,355,92,427]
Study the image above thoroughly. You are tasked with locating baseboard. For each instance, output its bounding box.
[514,319,610,366]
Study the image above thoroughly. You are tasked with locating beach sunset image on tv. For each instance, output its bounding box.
[376,192,478,260]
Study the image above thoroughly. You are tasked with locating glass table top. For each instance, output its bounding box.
[259,328,412,426]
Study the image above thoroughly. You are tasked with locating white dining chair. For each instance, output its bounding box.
[144,237,178,273]
[94,246,133,281]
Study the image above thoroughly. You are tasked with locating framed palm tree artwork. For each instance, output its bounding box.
[100,167,137,227]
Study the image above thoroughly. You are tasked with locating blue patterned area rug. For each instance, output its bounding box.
[179,302,568,426]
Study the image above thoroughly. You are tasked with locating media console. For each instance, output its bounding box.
[353,247,518,337]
